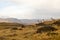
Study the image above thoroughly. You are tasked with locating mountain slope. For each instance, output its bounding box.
[0,18,41,25]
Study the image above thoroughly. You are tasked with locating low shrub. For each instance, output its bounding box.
[36,25,57,33]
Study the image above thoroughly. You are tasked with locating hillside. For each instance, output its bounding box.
[0,19,60,40]
[0,18,40,25]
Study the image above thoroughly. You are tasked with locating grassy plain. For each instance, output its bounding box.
[0,19,60,40]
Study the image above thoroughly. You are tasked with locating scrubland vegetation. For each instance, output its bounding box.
[0,19,60,40]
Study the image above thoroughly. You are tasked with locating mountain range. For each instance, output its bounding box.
[0,18,42,25]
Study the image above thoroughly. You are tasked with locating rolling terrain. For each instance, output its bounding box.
[0,18,60,40]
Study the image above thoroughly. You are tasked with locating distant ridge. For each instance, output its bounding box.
[0,18,42,25]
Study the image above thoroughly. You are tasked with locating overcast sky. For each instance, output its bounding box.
[0,0,60,19]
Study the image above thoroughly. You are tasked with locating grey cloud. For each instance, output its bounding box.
[31,9,60,19]
[0,0,60,19]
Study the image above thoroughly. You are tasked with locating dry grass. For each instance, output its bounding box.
[0,19,60,40]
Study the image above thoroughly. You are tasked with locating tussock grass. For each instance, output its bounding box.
[0,19,60,40]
